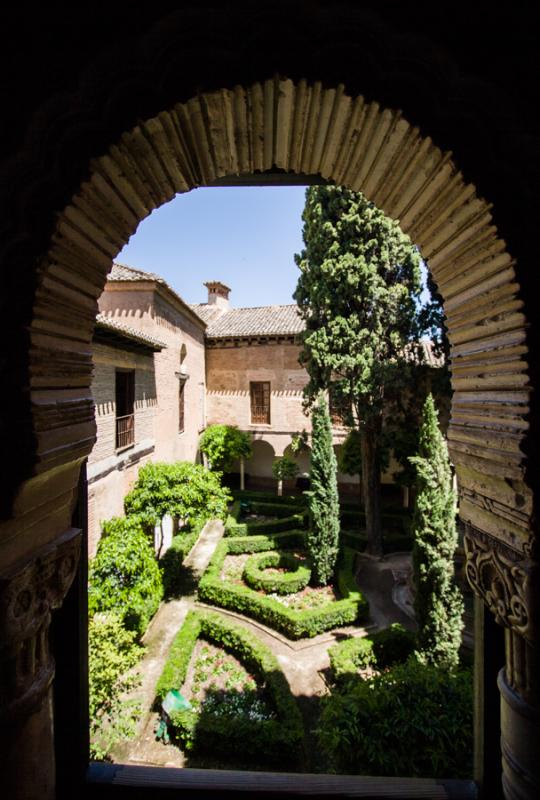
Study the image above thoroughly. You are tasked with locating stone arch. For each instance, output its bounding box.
[2,72,536,800]
[283,443,311,478]
[248,439,276,481]
[29,78,530,565]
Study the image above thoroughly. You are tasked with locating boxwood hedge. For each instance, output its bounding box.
[155,609,304,764]
[243,551,311,595]
[328,623,416,683]
[198,541,368,639]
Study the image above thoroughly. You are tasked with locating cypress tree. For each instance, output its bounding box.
[307,393,340,585]
[409,394,464,669]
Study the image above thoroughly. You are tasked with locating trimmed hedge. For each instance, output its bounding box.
[224,512,307,538]
[232,489,308,507]
[243,551,311,595]
[340,528,413,554]
[159,524,202,599]
[198,541,368,639]
[155,609,304,764]
[226,530,305,554]
[328,623,416,683]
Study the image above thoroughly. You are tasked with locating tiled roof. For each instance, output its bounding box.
[95,313,166,350]
[199,304,305,338]
[107,263,206,329]
[190,304,225,326]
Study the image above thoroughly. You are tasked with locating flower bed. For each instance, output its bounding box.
[155,609,303,764]
[198,540,368,639]
[243,551,311,595]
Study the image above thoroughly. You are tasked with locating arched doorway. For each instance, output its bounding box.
[0,20,535,791]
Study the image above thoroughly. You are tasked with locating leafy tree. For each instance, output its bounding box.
[88,516,163,638]
[294,185,423,555]
[89,612,144,759]
[409,393,464,669]
[306,393,340,585]
[199,424,252,472]
[337,429,363,502]
[124,461,231,538]
[271,455,299,496]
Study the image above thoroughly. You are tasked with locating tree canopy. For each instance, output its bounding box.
[198,424,252,472]
[294,185,424,554]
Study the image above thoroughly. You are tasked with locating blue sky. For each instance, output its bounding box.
[117,186,308,307]
[118,185,430,308]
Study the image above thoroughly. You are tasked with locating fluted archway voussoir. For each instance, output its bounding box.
[30,78,532,558]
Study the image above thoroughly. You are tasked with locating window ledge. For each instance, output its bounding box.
[87,763,478,798]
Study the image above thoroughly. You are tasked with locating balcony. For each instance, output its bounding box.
[116,413,135,450]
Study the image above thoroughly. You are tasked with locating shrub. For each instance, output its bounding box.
[371,623,416,667]
[156,610,304,764]
[89,613,144,759]
[328,623,416,684]
[232,489,308,507]
[226,530,306,554]
[124,461,231,532]
[88,516,163,638]
[198,540,368,639]
[243,551,311,595]
[159,517,205,598]
[318,658,473,777]
[306,393,340,585]
[271,455,299,482]
[199,424,252,472]
[328,636,375,682]
[224,512,307,538]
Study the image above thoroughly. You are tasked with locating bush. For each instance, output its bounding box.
[89,613,144,760]
[199,425,252,472]
[232,489,308,507]
[226,530,306,554]
[224,512,307,538]
[159,517,206,598]
[318,659,473,777]
[198,540,368,639]
[124,461,231,532]
[243,551,311,595]
[156,610,304,764]
[271,455,299,482]
[88,516,163,638]
[328,623,416,683]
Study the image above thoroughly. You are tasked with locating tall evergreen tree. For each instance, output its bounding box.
[409,393,464,669]
[306,393,340,586]
[294,185,423,555]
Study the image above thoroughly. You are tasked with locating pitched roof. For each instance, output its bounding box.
[106,263,206,329]
[95,313,166,351]
[190,304,225,326]
[197,304,305,338]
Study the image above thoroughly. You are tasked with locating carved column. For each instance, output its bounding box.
[0,528,81,800]
[464,526,540,800]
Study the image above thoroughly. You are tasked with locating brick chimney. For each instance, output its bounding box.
[204,280,231,312]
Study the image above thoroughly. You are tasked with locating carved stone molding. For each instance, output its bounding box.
[464,523,537,642]
[0,528,81,725]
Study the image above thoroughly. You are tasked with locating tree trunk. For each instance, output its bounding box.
[240,457,245,490]
[360,423,383,556]
[277,479,283,496]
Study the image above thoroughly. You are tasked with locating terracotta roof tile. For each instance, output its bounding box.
[95,313,166,350]
[197,304,305,338]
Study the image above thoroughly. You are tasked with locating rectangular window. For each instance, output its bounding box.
[115,369,135,449]
[179,380,186,433]
[329,390,349,427]
[250,381,271,425]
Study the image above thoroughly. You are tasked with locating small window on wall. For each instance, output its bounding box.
[250,381,271,425]
[115,369,135,449]
[179,380,186,433]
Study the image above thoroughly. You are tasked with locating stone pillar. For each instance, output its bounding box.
[464,527,540,800]
[0,528,81,800]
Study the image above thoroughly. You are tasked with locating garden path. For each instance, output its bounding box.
[111,522,414,769]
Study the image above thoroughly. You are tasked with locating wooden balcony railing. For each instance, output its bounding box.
[116,413,135,450]
[251,405,270,425]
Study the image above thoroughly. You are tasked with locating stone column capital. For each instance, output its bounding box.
[0,528,81,725]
